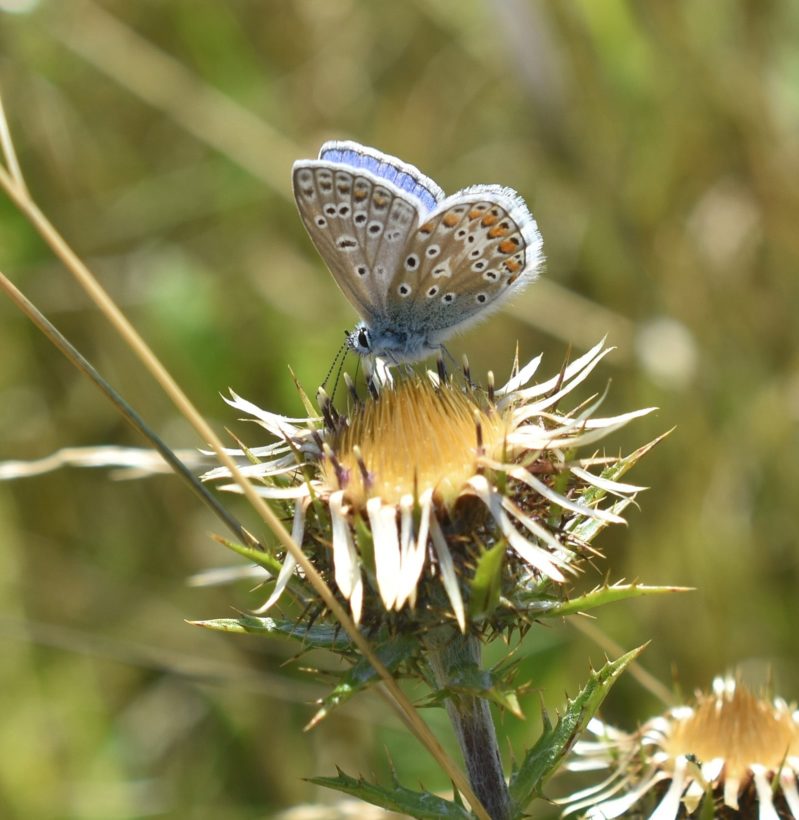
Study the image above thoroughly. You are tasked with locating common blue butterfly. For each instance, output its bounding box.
[292,141,543,364]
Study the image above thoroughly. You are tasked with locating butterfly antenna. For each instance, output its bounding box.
[329,344,349,404]
[321,339,347,392]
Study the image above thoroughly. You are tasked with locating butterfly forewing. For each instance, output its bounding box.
[293,163,422,320]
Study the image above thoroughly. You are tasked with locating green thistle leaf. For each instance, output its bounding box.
[421,660,524,719]
[509,644,645,810]
[189,614,352,650]
[309,768,474,819]
[307,634,417,728]
[213,536,283,576]
[536,582,692,618]
[469,540,506,620]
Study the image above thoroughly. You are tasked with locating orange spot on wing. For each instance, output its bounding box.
[419,222,434,234]
[481,213,498,227]
[488,225,509,238]
[354,189,368,200]
[468,208,482,220]
[499,238,519,254]
[443,212,460,227]
[504,259,521,273]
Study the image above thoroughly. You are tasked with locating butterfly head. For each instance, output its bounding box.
[346,324,373,356]
[345,323,433,363]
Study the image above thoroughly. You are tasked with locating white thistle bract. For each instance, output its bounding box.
[205,341,651,632]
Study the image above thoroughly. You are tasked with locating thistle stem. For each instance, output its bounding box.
[426,629,512,820]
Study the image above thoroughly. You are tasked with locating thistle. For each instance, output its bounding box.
[560,676,799,819]
[198,340,663,820]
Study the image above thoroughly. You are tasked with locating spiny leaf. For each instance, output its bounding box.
[288,365,322,422]
[353,513,376,574]
[189,614,352,650]
[212,535,283,576]
[509,645,645,810]
[568,431,670,543]
[309,768,474,819]
[533,583,692,618]
[421,660,524,719]
[307,634,417,729]
[469,540,506,620]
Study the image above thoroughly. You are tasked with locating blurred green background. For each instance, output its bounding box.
[1,1,799,817]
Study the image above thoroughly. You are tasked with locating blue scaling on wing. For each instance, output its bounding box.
[320,142,441,215]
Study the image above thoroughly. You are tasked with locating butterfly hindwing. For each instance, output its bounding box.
[385,186,542,335]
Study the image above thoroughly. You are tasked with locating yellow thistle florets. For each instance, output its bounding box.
[322,378,506,509]
[206,341,651,632]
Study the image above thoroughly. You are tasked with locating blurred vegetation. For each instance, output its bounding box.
[1,1,799,817]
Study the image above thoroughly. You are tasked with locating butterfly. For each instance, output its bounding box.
[292,141,543,364]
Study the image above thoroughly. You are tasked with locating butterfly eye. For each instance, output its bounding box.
[358,328,370,349]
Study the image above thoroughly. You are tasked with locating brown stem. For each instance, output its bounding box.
[426,629,512,820]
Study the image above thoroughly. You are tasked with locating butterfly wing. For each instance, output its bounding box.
[292,142,444,322]
[384,185,543,339]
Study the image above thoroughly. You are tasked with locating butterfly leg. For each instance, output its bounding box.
[436,351,448,384]
[440,343,457,367]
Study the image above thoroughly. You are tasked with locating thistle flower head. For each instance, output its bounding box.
[321,378,505,509]
[206,341,651,633]
[560,676,799,819]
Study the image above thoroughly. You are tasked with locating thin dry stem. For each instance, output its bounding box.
[0,91,26,195]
